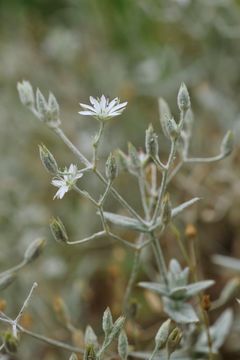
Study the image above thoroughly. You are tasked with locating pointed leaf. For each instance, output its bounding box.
[172,197,200,218]
[138,282,168,296]
[212,255,240,272]
[101,211,149,233]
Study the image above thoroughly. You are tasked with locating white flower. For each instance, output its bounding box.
[51,164,83,199]
[79,95,127,121]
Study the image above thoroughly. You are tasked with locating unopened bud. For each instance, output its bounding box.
[185,224,197,239]
[53,296,71,326]
[105,153,118,181]
[162,193,172,225]
[17,80,34,108]
[3,332,19,353]
[50,217,68,244]
[177,83,190,112]
[118,330,128,360]
[84,326,98,346]
[36,88,48,120]
[0,273,16,291]
[166,117,179,140]
[158,98,172,139]
[109,316,125,342]
[128,143,141,170]
[102,307,113,336]
[145,124,158,158]
[155,319,171,350]
[69,354,78,360]
[84,344,96,360]
[220,130,234,157]
[166,327,182,357]
[218,278,240,306]
[39,144,58,174]
[48,92,60,123]
[36,88,61,127]
[24,238,46,264]
[117,149,129,171]
[201,294,211,312]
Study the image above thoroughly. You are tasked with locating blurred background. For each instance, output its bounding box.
[1,0,240,358]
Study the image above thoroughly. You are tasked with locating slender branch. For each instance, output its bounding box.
[0,260,27,277]
[53,127,146,225]
[150,232,168,287]
[138,169,150,220]
[92,121,105,169]
[67,231,106,245]
[185,154,224,164]
[123,247,141,313]
[151,140,176,225]
[19,325,84,354]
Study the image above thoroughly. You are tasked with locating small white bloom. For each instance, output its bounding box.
[79,95,127,121]
[51,164,83,199]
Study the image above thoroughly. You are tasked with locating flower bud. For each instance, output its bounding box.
[155,319,171,350]
[158,98,172,139]
[36,88,48,120]
[3,332,19,353]
[84,344,96,360]
[109,316,125,342]
[177,83,190,112]
[84,326,98,346]
[0,273,16,291]
[69,353,78,360]
[24,238,46,264]
[118,330,128,360]
[161,193,172,225]
[201,294,211,312]
[39,144,58,174]
[50,217,68,244]
[117,149,129,172]
[220,130,234,157]
[102,307,113,336]
[128,143,141,170]
[166,327,182,357]
[166,117,179,140]
[105,153,118,181]
[36,88,61,127]
[48,92,60,123]
[17,80,35,108]
[145,124,158,158]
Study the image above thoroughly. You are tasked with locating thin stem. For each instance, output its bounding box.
[151,232,168,287]
[15,282,38,324]
[123,248,141,314]
[138,169,150,220]
[73,185,98,206]
[54,127,90,167]
[185,154,224,163]
[151,140,176,225]
[167,160,183,184]
[0,311,84,354]
[92,121,105,169]
[170,224,190,264]
[67,231,106,245]
[19,325,84,354]
[54,127,146,225]
[108,232,138,250]
[0,260,27,277]
[98,181,112,206]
